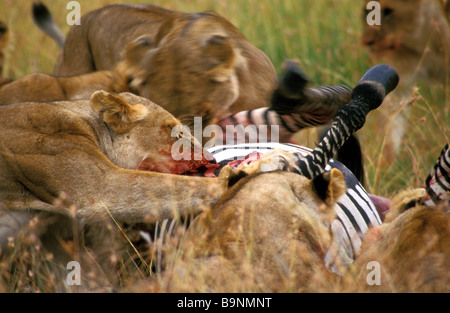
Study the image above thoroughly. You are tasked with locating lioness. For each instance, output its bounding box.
[362,0,450,85]
[34,3,277,124]
[361,0,449,157]
[0,34,253,124]
[128,168,346,292]
[341,188,450,292]
[1,64,396,291]
[0,91,228,249]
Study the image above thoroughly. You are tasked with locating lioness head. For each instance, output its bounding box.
[91,91,211,175]
[187,168,346,282]
[361,0,449,83]
[116,12,276,125]
[129,169,347,292]
[347,190,450,292]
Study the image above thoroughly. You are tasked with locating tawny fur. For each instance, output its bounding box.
[362,0,450,86]
[126,168,347,292]
[361,0,449,157]
[52,5,277,124]
[341,189,450,292]
[0,38,145,106]
[0,91,228,247]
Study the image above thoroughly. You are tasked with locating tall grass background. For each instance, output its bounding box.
[0,0,448,292]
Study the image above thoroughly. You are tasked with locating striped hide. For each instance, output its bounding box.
[206,142,382,272]
[147,64,400,274]
[424,144,450,206]
[217,60,352,144]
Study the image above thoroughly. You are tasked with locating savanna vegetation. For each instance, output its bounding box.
[0,0,447,293]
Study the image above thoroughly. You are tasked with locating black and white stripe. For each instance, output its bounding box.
[217,84,352,144]
[424,144,450,206]
[216,59,352,144]
[144,143,381,273]
[206,142,382,271]
[211,65,397,272]
[146,64,399,273]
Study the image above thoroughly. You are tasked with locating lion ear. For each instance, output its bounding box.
[311,168,346,205]
[90,91,149,133]
[203,34,236,82]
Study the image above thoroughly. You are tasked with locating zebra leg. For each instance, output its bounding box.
[216,60,352,144]
[296,64,399,179]
[231,65,399,182]
[271,60,351,116]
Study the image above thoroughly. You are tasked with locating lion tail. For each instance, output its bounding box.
[32,1,65,49]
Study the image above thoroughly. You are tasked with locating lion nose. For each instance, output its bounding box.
[361,28,379,47]
[362,38,376,47]
[361,33,377,46]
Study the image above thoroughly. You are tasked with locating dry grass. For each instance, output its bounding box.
[0,0,448,293]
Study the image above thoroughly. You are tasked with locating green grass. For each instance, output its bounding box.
[0,0,448,292]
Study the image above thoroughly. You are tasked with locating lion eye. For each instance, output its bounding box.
[382,7,393,20]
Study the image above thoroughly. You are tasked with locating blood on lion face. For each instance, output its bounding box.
[136,142,218,176]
